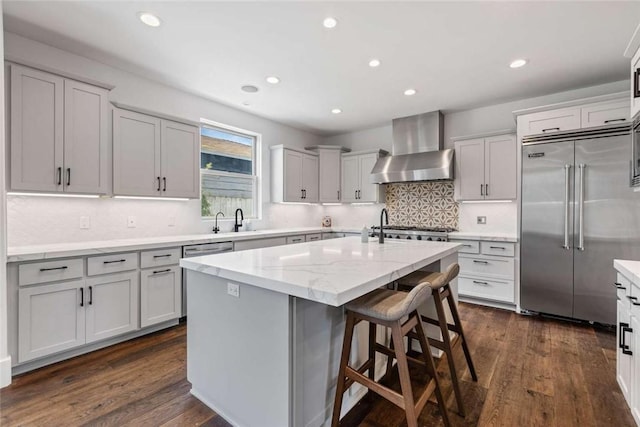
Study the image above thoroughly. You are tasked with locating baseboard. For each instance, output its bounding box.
[0,355,12,388]
[459,295,517,312]
[190,388,241,427]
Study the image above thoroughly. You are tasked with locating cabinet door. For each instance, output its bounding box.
[140,266,181,327]
[455,138,485,200]
[631,48,640,120]
[302,154,319,202]
[63,80,109,194]
[618,298,633,401]
[10,65,64,192]
[160,120,200,198]
[341,156,359,202]
[319,149,341,202]
[113,109,161,196]
[283,150,303,202]
[581,99,630,129]
[357,153,379,202]
[85,272,139,344]
[484,135,516,200]
[519,107,581,136]
[631,312,640,423]
[18,280,85,363]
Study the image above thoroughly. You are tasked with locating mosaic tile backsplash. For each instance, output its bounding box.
[385,182,459,229]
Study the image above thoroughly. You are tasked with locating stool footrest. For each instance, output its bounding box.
[343,359,375,391]
[345,366,406,409]
[374,342,426,369]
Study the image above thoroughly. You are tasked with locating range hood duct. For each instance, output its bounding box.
[370,111,454,184]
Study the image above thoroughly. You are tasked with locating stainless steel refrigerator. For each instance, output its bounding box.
[521,125,640,325]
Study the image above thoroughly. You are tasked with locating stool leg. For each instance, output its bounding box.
[413,310,451,427]
[331,312,356,427]
[433,288,465,417]
[391,320,418,427]
[445,284,478,382]
[383,329,395,381]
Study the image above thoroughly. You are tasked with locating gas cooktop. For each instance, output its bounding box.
[369,225,456,241]
[370,225,457,233]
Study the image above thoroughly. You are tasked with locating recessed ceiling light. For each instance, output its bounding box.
[323,17,338,29]
[242,101,251,106]
[138,12,161,27]
[266,76,280,84]
[404,89,417,96]
[331,108,342,114]
[241,85,259,93]
[509,59,528,69]
[368,59,381,68]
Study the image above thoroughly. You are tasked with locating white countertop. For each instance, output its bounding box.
[7,227,353,262]
[180,236,461,306]
[448,231,518,242]
[615,259,640,284]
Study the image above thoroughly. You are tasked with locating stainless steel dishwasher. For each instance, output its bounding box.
[182,241,234,317]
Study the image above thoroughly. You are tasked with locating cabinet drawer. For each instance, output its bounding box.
[581,100,629,128]
[520,107,581,136]
[617,272,633,301]
[140,248,181,268]
[18,258,84,286]
[306,233,322,242]
[87,252,138,276]
[452,240,479,254]
[480,242,515,257]
[286,235,306,245]
[458,276,514,303]
[459,256,514,280]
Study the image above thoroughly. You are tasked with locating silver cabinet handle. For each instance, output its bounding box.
[563,164,571,250]
[577,163,585,251]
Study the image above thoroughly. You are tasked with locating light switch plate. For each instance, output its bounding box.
[227,282,240,298]
[477,216,487,225]
[127,216,137,228]
[79,216,90,229]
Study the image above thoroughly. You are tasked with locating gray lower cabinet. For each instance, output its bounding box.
[113,108,199,199]
[140,266,181,328]
[18,271,139,363]
[10,64,109,194]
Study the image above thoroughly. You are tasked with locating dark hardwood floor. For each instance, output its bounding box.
[0,303,634,426]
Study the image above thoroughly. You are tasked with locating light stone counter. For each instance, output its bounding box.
[7,227,357,262]
[615,259,640,284]
[448,231,518,242]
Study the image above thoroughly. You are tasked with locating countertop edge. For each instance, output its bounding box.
[615,259,640,284]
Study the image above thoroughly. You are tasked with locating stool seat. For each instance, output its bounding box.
[346,286,431,321]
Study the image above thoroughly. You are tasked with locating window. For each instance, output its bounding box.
[200,121,260,219]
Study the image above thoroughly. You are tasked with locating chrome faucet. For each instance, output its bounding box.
[212,211,224,234]
[379,208,389,244]
[234,208,244,232]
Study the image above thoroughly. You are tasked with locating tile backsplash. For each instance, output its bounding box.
[385,182,459,229]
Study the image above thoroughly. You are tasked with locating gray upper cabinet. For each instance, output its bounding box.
[270,145,319,203]
[10,64,108,194]
[455,133,516,201]
[113,108,200,199]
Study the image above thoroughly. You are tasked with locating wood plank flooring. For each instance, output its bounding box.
[0,303,634,427]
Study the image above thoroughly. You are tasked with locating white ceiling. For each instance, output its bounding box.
[4,1,640,136]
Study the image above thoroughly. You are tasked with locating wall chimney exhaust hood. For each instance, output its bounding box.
[370,111,454,184]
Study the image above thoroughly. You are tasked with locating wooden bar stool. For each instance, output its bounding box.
[331,283,450,427]
[395,263,477,417]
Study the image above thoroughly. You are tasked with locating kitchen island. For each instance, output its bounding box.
[180,236,461,427]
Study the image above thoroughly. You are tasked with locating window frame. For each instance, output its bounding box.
[199,118,262,220]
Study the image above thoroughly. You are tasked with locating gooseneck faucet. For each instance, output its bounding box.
[213,211,224,234]
[379,208,389,244]
[234,208,244,232]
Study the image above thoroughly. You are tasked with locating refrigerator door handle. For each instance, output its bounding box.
[563,164,571,250]
[577,163,586,251]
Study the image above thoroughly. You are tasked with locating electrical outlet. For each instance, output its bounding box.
[227,282,240,298]
[127,216,137,228]
[168,216,176,227]
[79,216,90,229]
[477,216,487,225]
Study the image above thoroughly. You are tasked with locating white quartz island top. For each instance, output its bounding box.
[615,259,640,284]
[180,236,461,306]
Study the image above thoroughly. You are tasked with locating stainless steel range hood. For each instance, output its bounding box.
[370,111,454,184]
